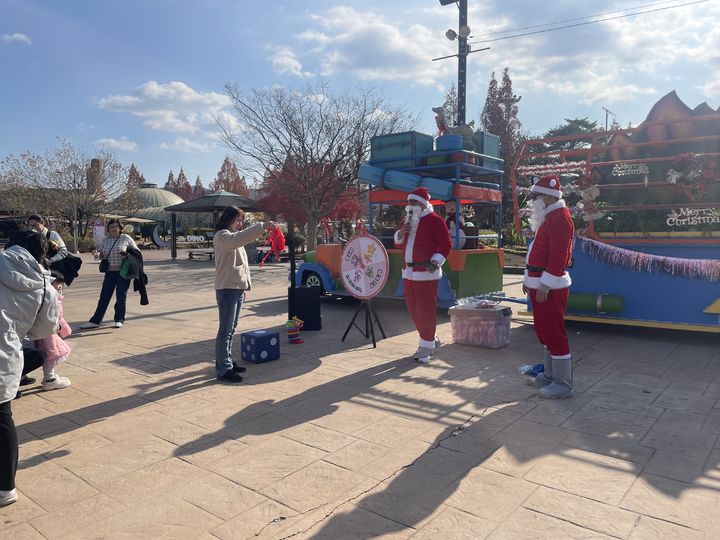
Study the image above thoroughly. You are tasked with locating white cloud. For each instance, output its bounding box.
[157,138,212,153]
[2,32,31,45]
[699,71,720,99]
[93,137,138,152]
[75,122,97,131]
[98,81,230,135]
[273,2,718,110]
[286,6,454,86]
[271,47,311,77]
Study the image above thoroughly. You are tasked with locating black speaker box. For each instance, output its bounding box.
[288,286,322,331]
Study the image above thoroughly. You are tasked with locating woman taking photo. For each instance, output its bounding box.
[79,219,137,330]
[214,206,274,383]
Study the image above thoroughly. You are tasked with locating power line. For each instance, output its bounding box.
[470,0,685,38]
[468,0,709,45]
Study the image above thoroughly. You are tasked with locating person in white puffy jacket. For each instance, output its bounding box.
[0,230,59,507]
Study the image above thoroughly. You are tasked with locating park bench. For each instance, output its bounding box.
[188,249,214,261]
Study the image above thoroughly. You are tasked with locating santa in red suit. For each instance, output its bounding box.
[523,174,575,398]
[394,188,452,363]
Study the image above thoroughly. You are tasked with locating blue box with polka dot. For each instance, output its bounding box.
[240,329,280,363]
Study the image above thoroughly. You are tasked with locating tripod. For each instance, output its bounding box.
[341,300,386,348]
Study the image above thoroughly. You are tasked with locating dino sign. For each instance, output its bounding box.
[340,233,389,300]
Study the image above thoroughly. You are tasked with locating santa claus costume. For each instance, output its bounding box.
[524,174,575,398]
[394,188,452,363]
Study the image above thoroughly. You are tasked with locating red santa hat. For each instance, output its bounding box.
[530,174,563,198]
[407,187,431,207]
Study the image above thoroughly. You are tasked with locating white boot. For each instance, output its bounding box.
[533,348,553,389]
[540,356,573,399]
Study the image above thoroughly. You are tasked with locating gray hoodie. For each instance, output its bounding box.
[0,245,59,403]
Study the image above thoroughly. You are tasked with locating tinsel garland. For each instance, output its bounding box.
[578,237,720,281]
[517,161,587,175]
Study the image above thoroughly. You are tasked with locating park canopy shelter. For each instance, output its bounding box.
[164,190,260,258]
[164,190,259,214]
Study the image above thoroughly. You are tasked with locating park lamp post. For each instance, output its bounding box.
[64,164,82,254]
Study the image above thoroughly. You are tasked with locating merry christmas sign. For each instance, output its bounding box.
[340,234,389,300]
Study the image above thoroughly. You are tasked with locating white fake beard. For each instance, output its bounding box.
[405,205,420,232]
[528,199,547,232]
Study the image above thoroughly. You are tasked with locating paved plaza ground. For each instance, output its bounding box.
[2,250,719,539]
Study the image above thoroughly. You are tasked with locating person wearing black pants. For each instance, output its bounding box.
[0,401,18,501]
[17,346,47,398]
[1,230,59,506]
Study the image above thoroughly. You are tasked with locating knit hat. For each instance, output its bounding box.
[530,174,563,198]
[407,187,431,207]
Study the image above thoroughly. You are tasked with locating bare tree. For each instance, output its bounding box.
[217,81,418,249]
[0,139,132,251]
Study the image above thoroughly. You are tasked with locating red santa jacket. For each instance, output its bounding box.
[524,200,574,290]
[394,207,452,281]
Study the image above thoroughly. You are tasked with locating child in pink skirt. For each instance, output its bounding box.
[35,273,73,391]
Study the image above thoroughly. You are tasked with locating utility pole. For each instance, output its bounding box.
[602,106,615,131]
[457,0,468,126]
[435,1,489,127]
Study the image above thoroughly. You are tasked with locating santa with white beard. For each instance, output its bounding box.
[523,174,575,398]
[394,188,451,363]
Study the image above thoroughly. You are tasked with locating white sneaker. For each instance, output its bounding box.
[113,321,123,328]
[79,322,99,330]
[414,347,434,363]
[42,376,71,391]
[0,489,17,507]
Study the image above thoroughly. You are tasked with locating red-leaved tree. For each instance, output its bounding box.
[209,157,249,196]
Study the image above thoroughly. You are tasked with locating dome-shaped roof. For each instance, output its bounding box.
[135,183,184,208]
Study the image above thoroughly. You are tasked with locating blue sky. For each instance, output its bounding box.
[1,0,718,189]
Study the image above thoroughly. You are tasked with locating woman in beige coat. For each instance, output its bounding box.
[213,206,275,382]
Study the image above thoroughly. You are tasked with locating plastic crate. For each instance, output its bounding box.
[370,131,434,169]
[449,304,511,349]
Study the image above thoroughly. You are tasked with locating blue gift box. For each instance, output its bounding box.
[240,329,280,363]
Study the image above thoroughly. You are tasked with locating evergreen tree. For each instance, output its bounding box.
[210,157,249,196]
[192,175,205,199]
[175,167,193,200]
[480,67,524,225]
[442,83,458,129]
[127,163,144,189]
[537,117,600,153]
[164,170,175,191]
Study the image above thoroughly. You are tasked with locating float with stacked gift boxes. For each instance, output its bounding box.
[296,129,506,307]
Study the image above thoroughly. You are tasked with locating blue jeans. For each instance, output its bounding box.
[90,271,131,324]
[215,289,245,377]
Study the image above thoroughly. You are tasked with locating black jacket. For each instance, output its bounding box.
[126,246,149,305]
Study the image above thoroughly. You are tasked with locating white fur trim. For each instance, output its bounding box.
[430,253,446,266]
[419,337,436,348]
[418,206,433,217]
[530,185,562,198]
[544,199,566,214]
[394,230,404,246]
[402,267,442,280]
[540,270,572,289]
[407,194,430,207]
[550,353,571,360]
[404,228,416,263]
[523,270,540,289]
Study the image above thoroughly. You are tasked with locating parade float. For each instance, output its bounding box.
[511,91,720,332]
[296,127,506,308]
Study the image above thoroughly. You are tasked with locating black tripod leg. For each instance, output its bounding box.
[367,302,377,348]
[342,301,365,341]
[369,301,387,339]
